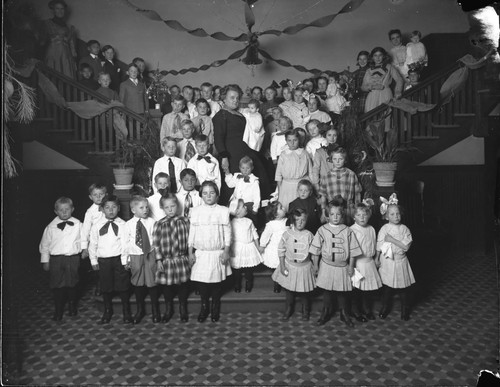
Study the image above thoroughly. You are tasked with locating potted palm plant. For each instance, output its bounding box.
[364,115,414,188]
[112,140,136,187]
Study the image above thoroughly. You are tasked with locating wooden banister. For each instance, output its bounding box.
[358,59,479,146]
[35,62,148,154]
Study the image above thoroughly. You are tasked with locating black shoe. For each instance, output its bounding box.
[123,312,133,324]
[179,302,189,322]
[100,308,113,324]
[94,286,102,297]
[68,302,78,316]
[273,282,281,293]
[316,308,331,326]
[379,306,390,319]
[401,306,410,321]
[301,304,311,321]
[195,290,200,295]
[197,302,210,323]
[245,280,253,293]
[211,301,221,322]
[353,312,368,323]
[365,312,376,321]
[234,286,241,293]
[133,309,146,324]
[281,305,293,321]
[162,302,174,323]
[52,312,63,321]
[340,309,355,328]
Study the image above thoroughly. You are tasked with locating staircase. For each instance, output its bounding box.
[26,62,148,182]
[24,57,498,313]
[359,61,497,166]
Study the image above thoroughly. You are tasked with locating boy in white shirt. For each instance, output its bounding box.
[148,172,171,221]
[39,197,82,321]
[223,156,261,225]
[152,136,186,193]
[176,168,203,218]
[241,99,265,152]
[160,96,189,142]
[88,195,131,324]
[177,119,197,163]
[200,82,221,118]
[123,196,159,324]
[81,183,106,296]
[187,134,221,190]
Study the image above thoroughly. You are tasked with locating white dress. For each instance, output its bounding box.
[230,217,262,269]
[350,223,382,291]
[241,109,265,151]
[189,204,232,283]
[376,223,415,288]
[260,218,288,269]
[305,137,327,158]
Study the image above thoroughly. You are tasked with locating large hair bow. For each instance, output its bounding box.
[379,193,398,216]
[362,198,374,207]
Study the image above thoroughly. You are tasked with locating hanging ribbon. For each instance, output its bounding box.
[256,0,366,36]
[118,0,365,41]
[158,47,248,76]
[258,49,323,74]
[117,0,249,42]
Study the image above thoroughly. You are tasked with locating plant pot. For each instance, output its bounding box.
[373,162,397,187]
[113,167,134,186]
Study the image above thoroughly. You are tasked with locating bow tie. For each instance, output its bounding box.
[57,220,74,230]
[197,155,211,163]
[99,220,119,236]
[237,175,250,183]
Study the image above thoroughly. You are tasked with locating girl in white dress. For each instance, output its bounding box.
[350,202,382,322]
[229,199,262,293]
[188,181,231,323]
[259,201,288,293]
[376,194,415,321]
[305,119,328,158]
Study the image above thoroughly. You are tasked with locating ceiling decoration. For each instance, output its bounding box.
[118,0,366,75]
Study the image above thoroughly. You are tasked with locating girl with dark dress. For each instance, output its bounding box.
[351,51,370,115]
[213,84,272,204]
[42,0,76,78]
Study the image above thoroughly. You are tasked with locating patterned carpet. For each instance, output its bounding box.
[3,247,498,386]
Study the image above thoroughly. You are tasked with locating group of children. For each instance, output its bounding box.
[40,134,415,328]
[41,33,422,327]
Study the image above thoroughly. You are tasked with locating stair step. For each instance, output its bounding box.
[88,151,115,155]
[67,140,94,144]
[412,135,439,140]
[431,124,460,129]
[46,129,74,134]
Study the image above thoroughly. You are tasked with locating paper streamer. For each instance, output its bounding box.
[158,47,248,76]
[118,0,365,41]
[258,49,323,74]
[260,0,366,37]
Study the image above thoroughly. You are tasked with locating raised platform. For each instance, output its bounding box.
[93,266,328,314]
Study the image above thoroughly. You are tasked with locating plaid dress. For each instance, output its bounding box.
[319,167,362,206]
[153,215,191,285]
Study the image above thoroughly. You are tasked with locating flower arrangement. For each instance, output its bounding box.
[146,68,170,103]
[407,59,427,75]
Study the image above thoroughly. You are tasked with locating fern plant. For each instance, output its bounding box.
[364,113,414,162]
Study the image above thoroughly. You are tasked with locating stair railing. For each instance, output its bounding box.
[34,62,146,154]
[359,60,479,144]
